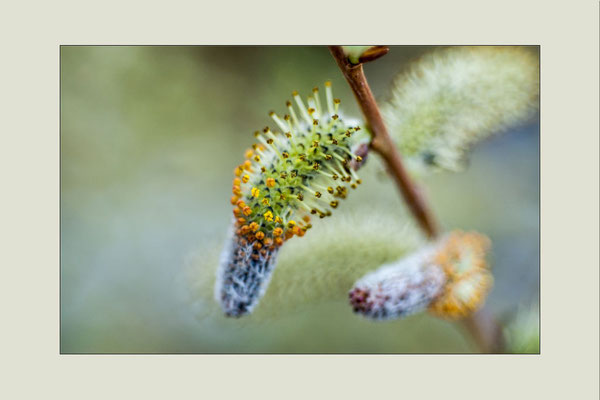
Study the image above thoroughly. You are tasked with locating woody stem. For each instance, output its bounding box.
[329,45,505,353]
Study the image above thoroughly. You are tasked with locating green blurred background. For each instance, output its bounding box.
[60,46,539,353]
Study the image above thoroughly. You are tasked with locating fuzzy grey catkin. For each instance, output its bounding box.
[349,245,446,320]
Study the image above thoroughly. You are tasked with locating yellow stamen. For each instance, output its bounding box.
[264,211,274,222]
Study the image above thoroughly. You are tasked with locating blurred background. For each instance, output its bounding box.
[60,46,539,353]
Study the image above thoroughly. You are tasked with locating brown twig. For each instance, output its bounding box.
[329,45,505,353]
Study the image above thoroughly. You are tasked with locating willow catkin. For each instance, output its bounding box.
[216,82,370,317]
[382,46,539,173]
[349,230,494,321]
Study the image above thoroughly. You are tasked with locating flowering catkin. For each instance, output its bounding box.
[216,82,369,317]
[349,230,493,321]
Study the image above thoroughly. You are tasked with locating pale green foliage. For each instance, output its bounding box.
[186,213,423,319]
[381,46,539,173]
[503,302,540,353]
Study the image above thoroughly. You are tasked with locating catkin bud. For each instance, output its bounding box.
[350,230,494,321]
